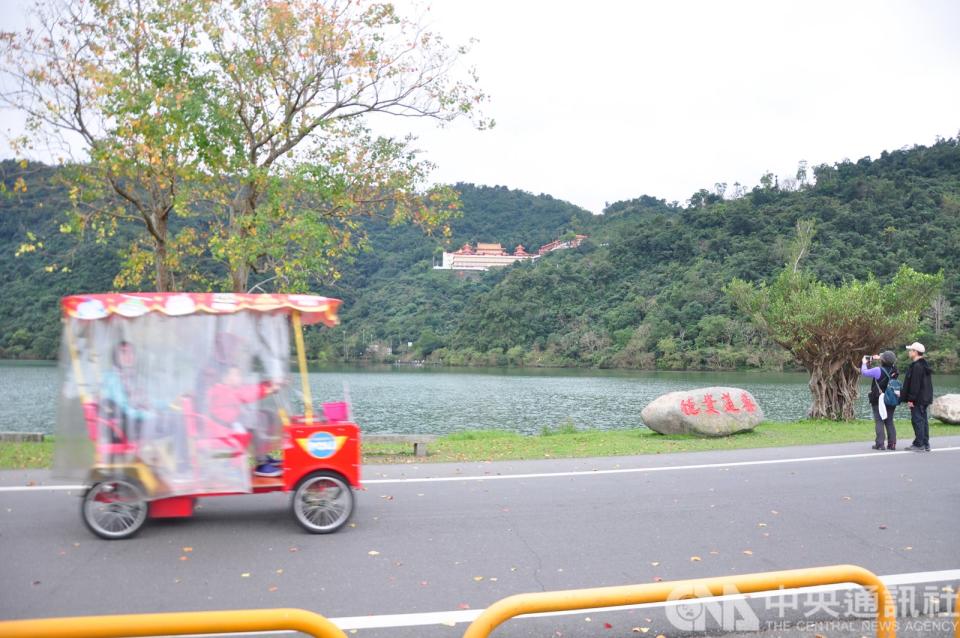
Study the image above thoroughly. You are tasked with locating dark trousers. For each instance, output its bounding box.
[910,404,930,449]
[871,403,896,448]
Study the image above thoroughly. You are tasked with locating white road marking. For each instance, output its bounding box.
[363,446,960,484]
[0,484,84,492]
[149,568,960,635]
[1,446,958,492]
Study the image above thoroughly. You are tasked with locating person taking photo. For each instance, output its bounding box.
[859,351,898,450]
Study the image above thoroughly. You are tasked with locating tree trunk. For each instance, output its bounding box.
[153,243,172,291]
[807,361,861,420]
[231,263,248,294]
[228,183,257,293]
[153,216,172,292]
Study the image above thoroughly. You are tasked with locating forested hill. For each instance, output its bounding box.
[2,139,959,371]
[0,161,119,358]
[317,139,960,372]
[0,172,594,359]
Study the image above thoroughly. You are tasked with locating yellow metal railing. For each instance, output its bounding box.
[462,564,895,638]
[0,607,347,638]
[954,587,959,638]
[0,565,907,638]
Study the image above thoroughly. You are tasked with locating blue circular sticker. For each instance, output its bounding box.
[306,431,337,459]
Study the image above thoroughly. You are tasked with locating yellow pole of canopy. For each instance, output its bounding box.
[291,311,313,424]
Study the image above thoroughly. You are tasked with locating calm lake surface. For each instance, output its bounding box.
[2,361,958,435]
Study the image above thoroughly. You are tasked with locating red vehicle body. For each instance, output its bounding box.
[92,416,363,523]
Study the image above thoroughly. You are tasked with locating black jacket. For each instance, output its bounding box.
[900,358,933,406]
[867,364,898,405]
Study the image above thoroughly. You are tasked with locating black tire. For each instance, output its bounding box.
[82,479,148,540]
[291,471,354,534]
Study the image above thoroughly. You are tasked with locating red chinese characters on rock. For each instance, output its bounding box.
[702,393,720,415]
[721,392,740,413]
[679,392,758,415]
[680,398,700,416]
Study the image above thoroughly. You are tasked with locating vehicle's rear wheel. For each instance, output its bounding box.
[291,471,354,534]
[82,479,148,540]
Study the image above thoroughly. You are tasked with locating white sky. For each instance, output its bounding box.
[4,0,960,212]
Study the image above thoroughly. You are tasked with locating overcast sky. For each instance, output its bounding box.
[4,0,959,212]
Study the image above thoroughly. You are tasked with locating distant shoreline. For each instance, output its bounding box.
[5,356,960,376]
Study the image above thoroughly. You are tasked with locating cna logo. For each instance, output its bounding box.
[298,432,347,459]
[665,584,759,632]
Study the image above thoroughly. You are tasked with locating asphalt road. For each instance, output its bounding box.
[1,435,959,638]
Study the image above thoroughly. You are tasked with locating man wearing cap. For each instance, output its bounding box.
[899,342,933,452]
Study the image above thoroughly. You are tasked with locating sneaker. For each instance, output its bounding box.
[871,444,884,451]
[887,445,896,451]
[904,445,923,452]
[254,462,282,477]
[923,447,931,452]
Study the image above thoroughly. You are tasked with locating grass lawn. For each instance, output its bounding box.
[362,419,959,464]
[2,420,957,470]
[0,438,55,471]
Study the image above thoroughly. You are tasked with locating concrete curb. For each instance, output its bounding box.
[0,432,45,442]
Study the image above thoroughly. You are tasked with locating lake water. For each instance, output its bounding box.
[1,361,958,435]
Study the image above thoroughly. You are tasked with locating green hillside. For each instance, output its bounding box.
[306,184,595,360]
[0,162,119,358]
[2,138,959,370]
[318,140,960,371]
[0,168,594,360]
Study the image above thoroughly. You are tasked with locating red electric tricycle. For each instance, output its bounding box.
[54,293,361,539]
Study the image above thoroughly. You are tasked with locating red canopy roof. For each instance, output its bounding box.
[61,293,341,326]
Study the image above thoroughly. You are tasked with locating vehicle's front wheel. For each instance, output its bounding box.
[82,479,148,540]
[291,471,354,534]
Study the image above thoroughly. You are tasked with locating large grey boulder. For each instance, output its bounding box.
[930,394,960,424]
[641,387,764,436]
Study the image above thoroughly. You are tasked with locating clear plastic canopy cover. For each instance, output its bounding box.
[55,311,293,499]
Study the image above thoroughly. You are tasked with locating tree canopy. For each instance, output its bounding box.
[728,248,943,419]
[2,0,489,292]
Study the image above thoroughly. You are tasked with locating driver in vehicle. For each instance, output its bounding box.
[101,341,151,442]
[103,340,190,476]
[206,365,284,477]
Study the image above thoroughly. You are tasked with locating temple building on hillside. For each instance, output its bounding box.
[436,242,536,271]
[538,234,588,255]
[475,242,506,255]
[434,235,588,272]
